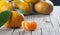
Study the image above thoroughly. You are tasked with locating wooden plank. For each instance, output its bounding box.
[20,30,31,35]
[25,15,58,35]
[30,15,54,35]
[25,15,46,35]
[35,15,56,35]
[57,17,60,26]
[0,26,14,35]
[52,6,60,25]
[19,27,31,35]
[51,6,60,18]
[46,6,60,35]
[12,27,31,35]
[49,14,60,35]
[43,15,55,35]
[31,15,58,35]
[52,6,60,35]
[12,28,20,35]
[32,30,41,35]
[25,15,50,35]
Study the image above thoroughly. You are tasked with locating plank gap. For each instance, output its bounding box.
[49,15,55,28]
[11,29,15,35]
[30,31,32,35]
[20,30,25,35]
[40,28,43,35]
[56,18,60,27]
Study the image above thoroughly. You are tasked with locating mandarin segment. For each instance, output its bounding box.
[22,21,28,30]
[25,22,37,31]
[22,21,37,31]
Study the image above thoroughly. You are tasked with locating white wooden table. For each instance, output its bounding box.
[0,6,60,35]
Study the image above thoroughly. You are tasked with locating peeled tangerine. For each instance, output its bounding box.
[22,21,37,31]
[4,11,24,28]
[34,2,53,14]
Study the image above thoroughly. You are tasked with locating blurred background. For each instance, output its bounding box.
[50,0,60,6]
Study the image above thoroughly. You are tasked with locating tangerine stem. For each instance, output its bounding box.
[8,0,16,11]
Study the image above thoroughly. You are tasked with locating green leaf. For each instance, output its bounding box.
[16,9,28,15]
[0,10,12,27]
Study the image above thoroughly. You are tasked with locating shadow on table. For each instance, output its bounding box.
[24,12,50,16]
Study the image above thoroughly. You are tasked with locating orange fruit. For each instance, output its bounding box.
[24,0,39,3]
[17,2,32,14]
[13,0,21,8]
[4,11,24,28]
[13,1,32,14]
[46,1,54,6]
[22,21,37,31]
[34,2,53,14]
[0,1,12,13]
[0,0,8,2]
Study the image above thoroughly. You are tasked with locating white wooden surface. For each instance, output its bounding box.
[0,6,60,35]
